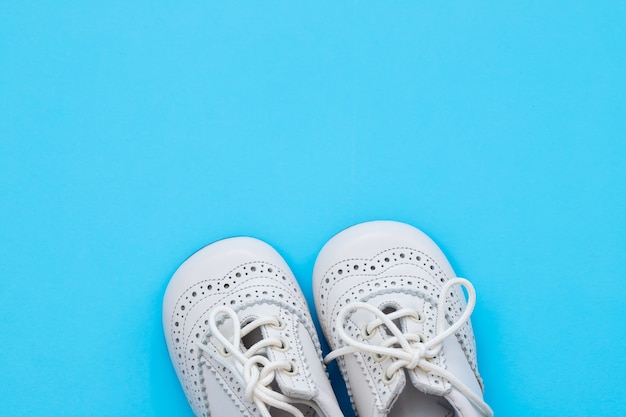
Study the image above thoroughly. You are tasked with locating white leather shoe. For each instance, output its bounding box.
[313,221,493,417]
[163,237,344,417]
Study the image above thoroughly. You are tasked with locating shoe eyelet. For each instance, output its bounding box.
[372,352,387,363]
[382,371,397,385]
[269,317,286,330]
[410,310,425,323]
[220,346,231,357]
[361,324,377,340]
[283,361,298,376]
[275,338,289,352]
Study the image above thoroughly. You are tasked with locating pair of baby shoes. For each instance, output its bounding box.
[163,220,493,417]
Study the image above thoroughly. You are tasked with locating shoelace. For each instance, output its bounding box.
[325,278,494,417]
[196,306,304,417]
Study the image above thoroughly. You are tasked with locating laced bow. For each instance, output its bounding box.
[325,278,494,417]
[196,306,304,417]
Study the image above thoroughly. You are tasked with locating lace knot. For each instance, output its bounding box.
[406,343,426,369]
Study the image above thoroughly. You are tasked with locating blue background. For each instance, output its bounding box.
[1,2,625,416]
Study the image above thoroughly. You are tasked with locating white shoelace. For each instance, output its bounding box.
[325,278,494,417]
[196,306,304,417]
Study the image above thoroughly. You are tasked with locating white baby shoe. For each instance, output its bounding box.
[313,221,493,417]
[163,237,344,417]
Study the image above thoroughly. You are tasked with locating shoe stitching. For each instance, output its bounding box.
[318,247,446,300]
[176,288,303,394]
[168,261,319,415]
[202,353,257,417]
[319,259,483,390]
[328,281,478,393]
[325,278,493,417]
[318,249,449,330]
[192,301,322,415]
[169,260,291,333]
[287,312,316,395]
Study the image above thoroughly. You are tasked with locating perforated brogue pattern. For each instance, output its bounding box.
[167,261,322,417]
[200,356,258,417]
[317,247,481,390]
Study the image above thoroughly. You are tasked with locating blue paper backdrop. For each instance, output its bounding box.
[2,2,625,416]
